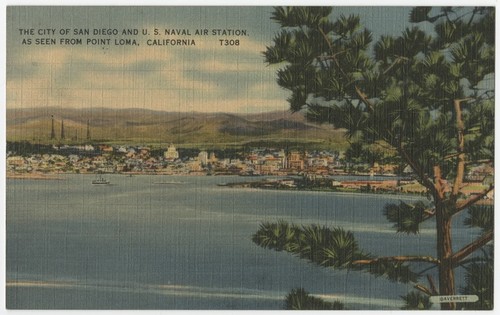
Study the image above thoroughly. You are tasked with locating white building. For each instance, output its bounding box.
[198,151,208,166]
[209,152,217,163]
[164,144,179,160]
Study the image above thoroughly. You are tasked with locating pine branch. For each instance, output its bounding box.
[451,98,472,198]
[398,145,435,194]
[414,284,433,296]
[420,208,436,223]
[417,264,438,276]
[451,231,494,266]
[382,56,409,75]
[467,7,478,26]
[317,50,348,60]
[317,26,351,84]
[318,27,334,52]
[454,185,494,214]
[318,27,375,112]
[352,255,440,266]
[443,153,461,160]
[427,274,438,295]
[465,159,494,166]
[442,156,491,163]
[423,208,435,217]
[354,86,374,111]
[413,276,440,298]
[384,201,434,234]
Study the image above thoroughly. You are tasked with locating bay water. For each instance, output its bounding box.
[6,174,479,309]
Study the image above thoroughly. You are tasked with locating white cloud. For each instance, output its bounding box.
[7,26,286,113]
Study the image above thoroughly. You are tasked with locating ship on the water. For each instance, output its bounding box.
[92,175,110,185]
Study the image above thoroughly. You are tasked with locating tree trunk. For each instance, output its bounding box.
[435,202,456,310]
[434,98,470,310]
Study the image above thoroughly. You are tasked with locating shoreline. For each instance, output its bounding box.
[220,179,494,204]
[6,172,493,205]
[6,173,65,180]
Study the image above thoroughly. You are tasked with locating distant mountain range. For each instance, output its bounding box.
[7,107,347,148]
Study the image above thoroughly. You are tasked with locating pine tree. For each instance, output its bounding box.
[253,7,494,310]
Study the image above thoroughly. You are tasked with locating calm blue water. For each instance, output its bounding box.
[6,175,479,309]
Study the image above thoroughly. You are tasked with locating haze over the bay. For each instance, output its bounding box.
[7,6,416,114]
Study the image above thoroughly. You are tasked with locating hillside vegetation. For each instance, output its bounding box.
[7,107,347,149]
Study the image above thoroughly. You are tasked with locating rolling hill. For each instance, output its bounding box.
[6,107,347,149]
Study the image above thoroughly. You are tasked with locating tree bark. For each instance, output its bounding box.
[433,165,456,310]
[452,99,466,198]
[452,231,493,265]
[435,201,455,310]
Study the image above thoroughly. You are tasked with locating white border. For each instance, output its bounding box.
[2,1,498,315]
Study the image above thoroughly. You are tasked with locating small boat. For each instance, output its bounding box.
[92,175,110,185]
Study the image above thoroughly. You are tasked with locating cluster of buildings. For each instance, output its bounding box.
[6,142,493,200]
[6,143,346,176]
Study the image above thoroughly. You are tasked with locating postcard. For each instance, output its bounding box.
[5,4,495,310]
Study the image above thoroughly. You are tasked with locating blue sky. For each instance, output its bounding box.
[6,6,430,113]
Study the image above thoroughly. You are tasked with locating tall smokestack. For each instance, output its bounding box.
[61,120,65,139]
[86,120,91,140]
[50,115,55,139]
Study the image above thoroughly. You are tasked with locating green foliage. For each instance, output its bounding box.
[265,6,494,183]
[343,141,397,165]
[7,141,59,156]
[383,201,428,234]
[459,245,493,310]
[332,14,361,36]
[259,6,495,310]
[464,99,494,160]
[464,205,493,233]
[367,260,420,283]
[253,221,420,283]
[299,225,360,268]
[400,291,432,310]
[251,220,300,252]
[409,7,433,23]
[284,288,344,310]
[271,7,333,28]
[252,221,362,267]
